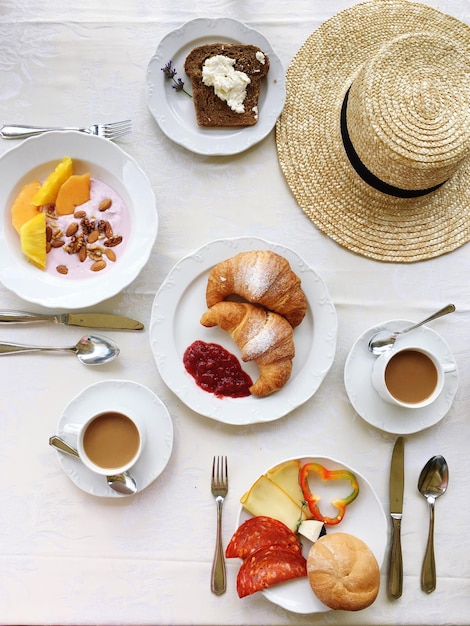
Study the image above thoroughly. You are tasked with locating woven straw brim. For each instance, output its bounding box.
[276,0,470,263]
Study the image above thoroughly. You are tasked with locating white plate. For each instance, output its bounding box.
[146,18,286,155]
[150,237,337,425]
[344,320,458,435]
[0,131,157,309]
[237,456,387,614]
[54,380,173,497]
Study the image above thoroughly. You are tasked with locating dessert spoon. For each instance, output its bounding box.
[0,334,119,365]
[418,455,449,593]
[368,304,455,355]
[49,436,138,495]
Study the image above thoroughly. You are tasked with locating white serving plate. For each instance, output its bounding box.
[146,18,286,155]
[236,456,387,614]
[150,237,337,425]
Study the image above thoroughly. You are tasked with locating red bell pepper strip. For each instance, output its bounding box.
[299,462,360,525]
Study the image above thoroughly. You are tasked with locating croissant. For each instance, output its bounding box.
[205,250,308,328]
[200,301,295,397]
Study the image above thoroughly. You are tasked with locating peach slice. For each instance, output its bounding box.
[11,180,42,234]
[55,172,91,215]
[32,156,73,206]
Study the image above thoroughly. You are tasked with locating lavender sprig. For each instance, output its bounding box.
[161,60,192,97]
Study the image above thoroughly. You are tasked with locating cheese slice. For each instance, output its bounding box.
[266,459,306,509]
[240,475,307,532]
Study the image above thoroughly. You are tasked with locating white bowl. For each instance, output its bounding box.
[0,131,157,309]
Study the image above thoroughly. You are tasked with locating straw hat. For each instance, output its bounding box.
[276,0,470,262]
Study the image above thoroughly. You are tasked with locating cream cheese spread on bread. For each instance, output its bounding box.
[202,55,251,113]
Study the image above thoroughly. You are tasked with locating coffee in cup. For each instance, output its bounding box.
[64,410,145,475]
[371,345,456,408]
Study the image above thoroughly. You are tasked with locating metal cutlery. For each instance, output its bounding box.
[388,437,405,599]
[368,304,455,355]
[49,435,137,495]
[211,455,228,595]
[0,334,119,365]
[0,120,132,140]
[0,310,143,331]
[418,455,449,593]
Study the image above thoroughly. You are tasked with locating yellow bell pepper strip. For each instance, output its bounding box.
[299,462,360,526]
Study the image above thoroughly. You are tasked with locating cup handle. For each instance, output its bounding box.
[63,423,81,435]
[443,363,456,374]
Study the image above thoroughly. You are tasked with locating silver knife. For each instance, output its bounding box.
[388,436,405,599]
[0,310,144,330]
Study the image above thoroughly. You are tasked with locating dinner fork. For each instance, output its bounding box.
[211,455,228,595]
[0,120,132,141]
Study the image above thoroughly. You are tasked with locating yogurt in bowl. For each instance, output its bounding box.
[0,131,157,308]
[43,175,131,278]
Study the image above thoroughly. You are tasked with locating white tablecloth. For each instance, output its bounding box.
[1,1,469,624]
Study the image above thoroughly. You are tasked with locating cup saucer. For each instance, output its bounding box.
[344,320,458,435]
[54,380,174,497]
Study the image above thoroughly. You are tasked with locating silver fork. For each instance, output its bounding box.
[211,455,228,595]
[0,120,132,141]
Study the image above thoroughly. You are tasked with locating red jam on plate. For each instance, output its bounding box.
[183,340,252,398]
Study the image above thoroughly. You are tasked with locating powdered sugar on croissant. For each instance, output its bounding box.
[205,250,308,328]
[200,301,295,396]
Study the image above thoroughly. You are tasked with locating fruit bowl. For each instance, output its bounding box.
[0,131,157,309]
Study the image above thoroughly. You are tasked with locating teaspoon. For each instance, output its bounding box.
[418,455,449,593]
[368,304,455,355]
[0,334,119,365]
[49,435,138,495]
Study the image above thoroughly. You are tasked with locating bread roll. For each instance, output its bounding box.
[307,533,380,611]
[200,301,294,396]
[206,250,308,328]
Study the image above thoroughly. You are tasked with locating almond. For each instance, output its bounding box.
[56,265,68,275]
[104,221,113,238]
[90,260,106,272]
[46,226,53,242]
[87,230,99,243]
[105,248,116,262]
[74,209,86,218]
[65,222,79,237]
[98,198,112,212]
[51,239,65,248]
[78,246,87,262]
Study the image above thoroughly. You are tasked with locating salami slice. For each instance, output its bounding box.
[236,545,307,598]
[225,515,302,559]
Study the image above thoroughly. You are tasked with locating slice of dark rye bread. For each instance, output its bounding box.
[184,44,270,127]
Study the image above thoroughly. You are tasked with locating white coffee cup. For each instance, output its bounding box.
[371,345,456,408]
[64,410,146,475]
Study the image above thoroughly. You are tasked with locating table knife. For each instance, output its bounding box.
[388,436,405,599]
[0,310,144,330]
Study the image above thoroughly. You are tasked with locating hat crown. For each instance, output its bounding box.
[346,32,470,192]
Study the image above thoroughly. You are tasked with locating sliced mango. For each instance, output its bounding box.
[32,156,73,206]
[20,212,47,270]
[11,180,42,234]
[55,172,91,215]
